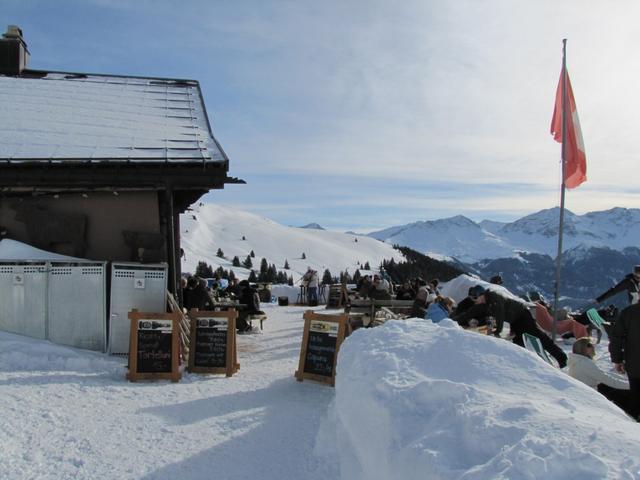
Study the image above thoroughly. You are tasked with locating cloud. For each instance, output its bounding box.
[5,0,640,231]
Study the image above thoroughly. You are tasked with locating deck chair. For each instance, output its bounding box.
[533,303,588,339]
[585,308,609,343]
[523,333,554,366]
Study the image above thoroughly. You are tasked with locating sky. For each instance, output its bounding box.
[4,0,640,231]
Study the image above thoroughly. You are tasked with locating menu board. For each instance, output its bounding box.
[127,311,181,383]
[295,311,347,386]
[136,319,173,373]
[188,310,238,376]
[303,320,339,376]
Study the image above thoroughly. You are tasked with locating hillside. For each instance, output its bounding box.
[180,203,405,281]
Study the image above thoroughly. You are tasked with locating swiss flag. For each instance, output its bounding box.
[550,67,587,189]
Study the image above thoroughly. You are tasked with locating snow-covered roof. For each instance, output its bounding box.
[0,71,228,164]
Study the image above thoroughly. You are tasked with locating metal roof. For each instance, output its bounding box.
[0,71,229,164]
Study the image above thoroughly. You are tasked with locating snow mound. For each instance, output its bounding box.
[0,331,124,376]
[318,319,640,480]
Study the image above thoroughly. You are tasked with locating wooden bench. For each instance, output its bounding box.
[248,313,268,330]
[348,299,414,319]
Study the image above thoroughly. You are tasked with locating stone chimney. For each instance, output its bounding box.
[0,25,30,76]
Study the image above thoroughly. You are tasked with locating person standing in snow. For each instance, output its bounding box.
[452,285,568,368]
[568,337,631,416]
[595,265,640,306]
[303,268,319,306]
[609,301,640,421]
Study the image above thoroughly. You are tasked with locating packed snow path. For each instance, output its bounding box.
[0,305,338,480]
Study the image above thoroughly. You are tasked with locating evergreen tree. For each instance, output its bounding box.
[215,266,229,279]
[364,261,371,270]
[228,270,236,282]
[248,270,257,282]
[243,255,253,269]
[322,269,333,285]
[353,269,361,284]
[195,261,213,278]
[284,259,290,270]
[216,248,224,258]
[232,256,241,267]
[267,264,277,283]
[250,250,255,258]
[260,258,269,276]
[288,275,294,286]
[301,252,306,259]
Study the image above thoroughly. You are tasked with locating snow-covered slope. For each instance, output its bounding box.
[180,204,404,279]
[368,207,640,262]
[368,215,516,262]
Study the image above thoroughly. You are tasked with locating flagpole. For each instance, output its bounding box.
[552,39,568,341]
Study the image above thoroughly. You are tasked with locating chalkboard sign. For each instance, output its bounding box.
[295,311,347,386]
[127,311,181,383]
[187,310,238,376]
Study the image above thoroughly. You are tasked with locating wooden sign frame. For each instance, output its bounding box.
[295,310,348,386]
[127,310,181,383]
[187,309,239,377]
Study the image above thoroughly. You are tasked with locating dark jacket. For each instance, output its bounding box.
[239,286,261,313]
[609,303,640,378]
[596,273,640,305]
[183,283,213,311]
[452,291,529,336]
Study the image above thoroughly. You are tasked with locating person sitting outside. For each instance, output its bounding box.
[452,285,567,368]
[429,279,441,296]
[425,296,456,324]
[395,281,415,301]
[369,275,392,300]
[237,280,265,332]
[568,337,631,416]
[183,276,213,311]
[531,297,588,339]
[410,279,432,318]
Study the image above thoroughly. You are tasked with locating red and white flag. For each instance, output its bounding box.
[550,66,586,189]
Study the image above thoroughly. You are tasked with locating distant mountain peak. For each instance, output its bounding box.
[299,223,325,230]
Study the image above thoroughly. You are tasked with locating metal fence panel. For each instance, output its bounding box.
[108,262,167,354]
[0,262,47,339]
[48,262,107,352]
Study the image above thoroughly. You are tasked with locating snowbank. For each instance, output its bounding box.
[440,273,528,304]
[319,319,640,480]
[0,238,87,261]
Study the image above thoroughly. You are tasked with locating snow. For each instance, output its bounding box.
[2,303,639,480]
[0,73,226,163]
[366,207,640,262]
[180,203,404,280]
[0,238,88,261]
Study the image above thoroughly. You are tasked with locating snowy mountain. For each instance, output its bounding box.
[299,223,325,230]
[180,204,404,279]
[368,215,514,262]
[368,207,640,262]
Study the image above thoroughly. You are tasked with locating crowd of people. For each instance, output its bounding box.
[181,275,264,333]
[419,264,640,422]
[179,263,640,420]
